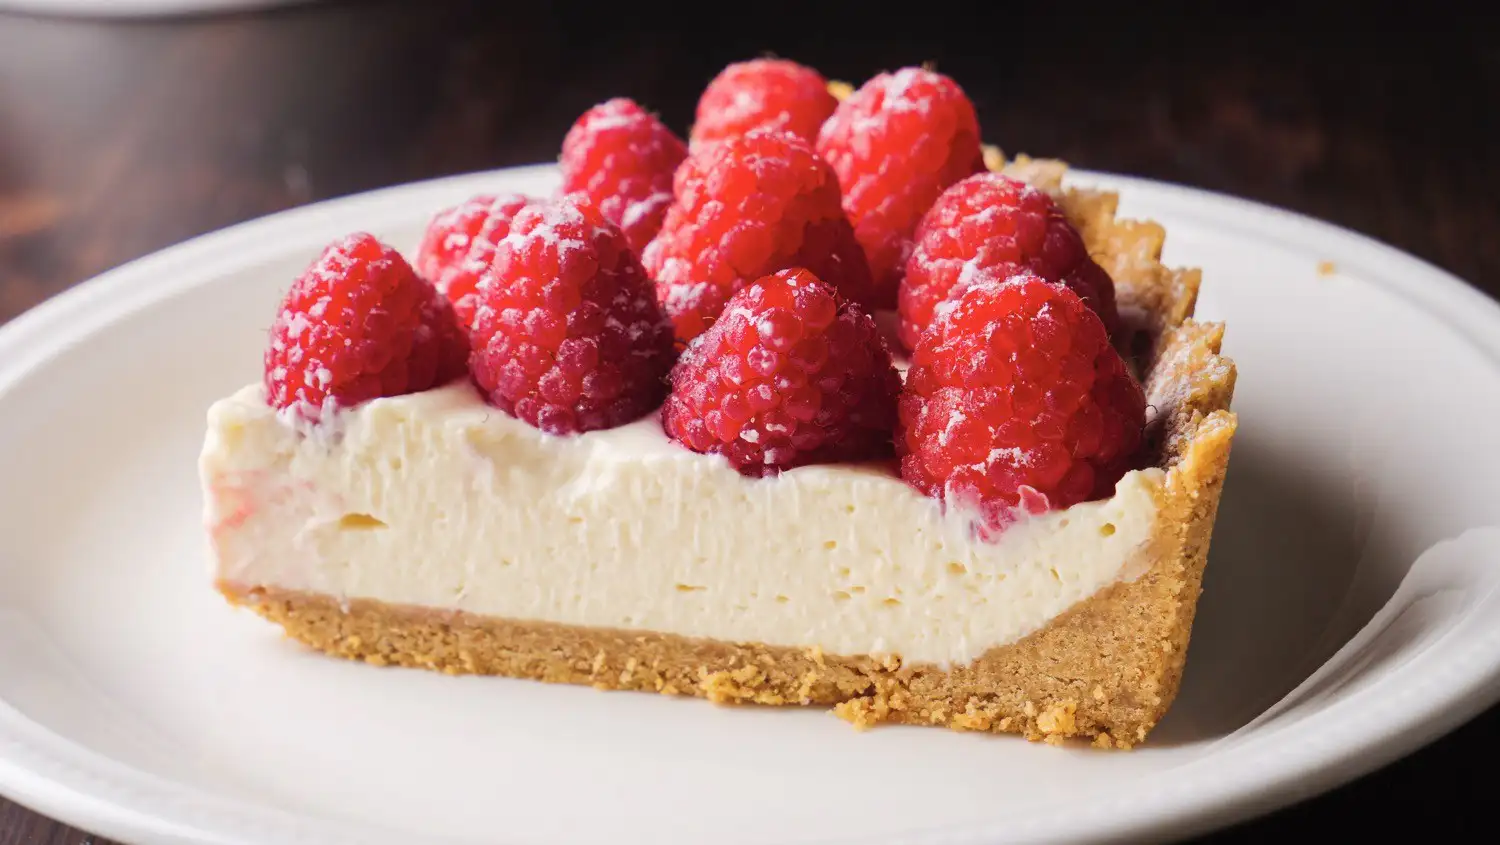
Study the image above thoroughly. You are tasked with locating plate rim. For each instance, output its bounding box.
[2,163,1499,845]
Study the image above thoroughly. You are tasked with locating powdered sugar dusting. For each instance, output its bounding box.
[954,257,990,289]
[664,282,714,316]
[561,98,685,253]
[273,391,347,440]
[938,270,1042,327]
[1145,327,1235,425]
[880,67,933,115]
[283,312,311,340]
[969,205,1006,228]
[724,87,768,123]
[846,67,936,139]
[418,193,533,310]
[938,406,967,446]
[303,366,333,389]
[986,446,1033,468]
[580,110,638,135]
[501,199,595,260]
[724,304,757,324]
[441,231,473,253]
[620,191,672,231]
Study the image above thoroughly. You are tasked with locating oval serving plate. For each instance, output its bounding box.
[2,165,1499,845]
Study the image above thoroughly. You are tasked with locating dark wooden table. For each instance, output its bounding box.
[1,3,1495,842]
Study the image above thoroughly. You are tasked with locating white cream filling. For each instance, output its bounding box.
[201,382,1162,667]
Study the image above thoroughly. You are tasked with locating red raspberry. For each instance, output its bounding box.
[415,193,531,328]
[264,233,433,420]
[900,172,1121,351]
[643,129,875,342]
[690,58,838,149]
[560,98,688,254]
[899,274,1145,532]
[469,194,675,435]
[407,288,472,390]
[662,268,900,476]
[816,67,983,300]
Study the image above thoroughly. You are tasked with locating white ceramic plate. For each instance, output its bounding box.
[2,165,1499,845]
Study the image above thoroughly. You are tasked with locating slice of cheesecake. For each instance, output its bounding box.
[201,157,1236,748]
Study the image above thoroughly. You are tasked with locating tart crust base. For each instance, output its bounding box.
[215,160,1238,747]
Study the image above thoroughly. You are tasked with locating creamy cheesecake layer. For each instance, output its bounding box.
[201,382,1163,667]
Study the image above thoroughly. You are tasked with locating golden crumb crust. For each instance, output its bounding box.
[218,153,1237,748]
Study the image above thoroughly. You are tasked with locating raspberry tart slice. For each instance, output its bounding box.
[202,71,1235,749]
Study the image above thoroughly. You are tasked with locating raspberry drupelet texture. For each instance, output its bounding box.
[816,67,983,301]
[643,129,874,343]
[899,274,1145,533]
[560,98,688,255]
[407,289,472,391]
[662,268,900,476]
[265,232,449,421]
[415,193,532,329]
[900,172,1122,351]
[469,194,676,435]
[691,58,838,150]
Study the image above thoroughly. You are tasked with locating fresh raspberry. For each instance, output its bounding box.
[415,193,531,328]
[469,194,675,434]
[899,274,1145,532]
[407,288,472,390]
[690,58,838,149]
[900,172,1122,351]
[662,268,899,476]
[264,232,432,420]
[643,129,874,342]
[560,98,688,254]
[816,67,983,300]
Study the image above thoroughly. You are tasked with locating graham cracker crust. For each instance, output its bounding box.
[217,155,1237,748]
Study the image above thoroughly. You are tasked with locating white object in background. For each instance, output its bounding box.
[0,0,309,18]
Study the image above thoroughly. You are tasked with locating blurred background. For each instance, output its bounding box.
[0,1,1494,841]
